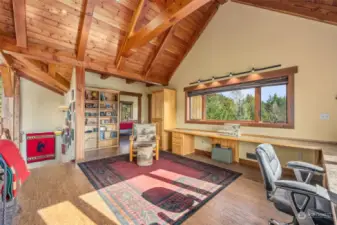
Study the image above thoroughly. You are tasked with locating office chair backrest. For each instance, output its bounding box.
[256,144,282,198]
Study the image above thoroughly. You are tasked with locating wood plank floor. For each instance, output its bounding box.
[14,138,291,225]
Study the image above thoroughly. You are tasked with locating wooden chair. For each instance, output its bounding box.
[129,123,160,162]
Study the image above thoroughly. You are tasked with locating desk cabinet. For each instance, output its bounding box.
[211,138,239,163]
[151,89,176,151]
[172,132,194,155]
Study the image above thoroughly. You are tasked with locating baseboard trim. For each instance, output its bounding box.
[194,149,212,158]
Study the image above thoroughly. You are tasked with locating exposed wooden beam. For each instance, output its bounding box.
[77,0,96,61]
[167,2,219,81]
[16,70,64,95]
[0,66,14,97]
[12,0,27,48]
[0,51,14,67]
[232,0,337,26]
[11,55,70,91]
[126,79,135,84]
[48,64,56,77]
[144,27,174,78]
[0,35,167,85]
[75,66,85,161]
[123,0,213,53]
[135,0,150,32]
[115,0,146,69]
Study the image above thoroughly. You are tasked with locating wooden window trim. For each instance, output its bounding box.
[184,66,297,129]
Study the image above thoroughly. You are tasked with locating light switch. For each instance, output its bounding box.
[320,113,330,120]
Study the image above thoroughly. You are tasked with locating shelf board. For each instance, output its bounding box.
[100,100,117,103]
[86,116,98,118]
[99,138,117,141]
[85,100,99,103]
[99,116,117,119]
[85,124,98,126]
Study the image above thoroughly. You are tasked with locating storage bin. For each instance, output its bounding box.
[211,147,233,164]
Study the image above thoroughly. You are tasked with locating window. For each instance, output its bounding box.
[120,101,133,121]
[261,85,287,123]
[206,88,255,121]
[185,67,296,128]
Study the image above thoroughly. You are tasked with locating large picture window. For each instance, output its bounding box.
[185,67,296,128]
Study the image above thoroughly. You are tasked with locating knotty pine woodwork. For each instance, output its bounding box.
[11,55,70,91]
[232,0,337,26]
[75,66,85,161]
[115,0,145,68]
[0,66,14,97]
[123,0,214,53]
[77,0,96,61]
[12,0,27,48]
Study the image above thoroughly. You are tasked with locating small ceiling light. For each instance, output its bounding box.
[251,67,255,72]
[212,76,215,81]
[198,79,201,83]
[229,72,233,77]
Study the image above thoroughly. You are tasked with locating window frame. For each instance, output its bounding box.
[184,66,297,129]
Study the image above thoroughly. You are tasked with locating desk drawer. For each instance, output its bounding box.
[172,144,182,155]
[173,132,182,139]
[172,136,182,144]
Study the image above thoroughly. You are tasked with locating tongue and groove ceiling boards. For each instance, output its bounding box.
[0,0,336,94]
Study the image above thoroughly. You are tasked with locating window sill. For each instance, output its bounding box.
[185,120,294,129]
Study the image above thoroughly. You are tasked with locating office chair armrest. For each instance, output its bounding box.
[287,161,324,173]
[274,180,337,203]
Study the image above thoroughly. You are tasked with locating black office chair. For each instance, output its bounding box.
[255,143,337,225]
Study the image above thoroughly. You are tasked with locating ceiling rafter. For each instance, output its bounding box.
[10,54,70,92]
[12,0,27,48]
[232,0,337,26]
[0,66,14,97]
[48,64,56,77]
[115,0,146,69]
[167,1,219,81]
[122,0,215,54]
[144,27,174,78]
[0,36,166,85]
[77,0,97,61]
[16,70,64,96]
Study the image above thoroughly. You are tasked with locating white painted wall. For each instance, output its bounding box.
[168,2,337,142]
[85,71,150,123]
[21,79,64,132]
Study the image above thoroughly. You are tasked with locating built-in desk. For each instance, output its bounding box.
[166,128,337,223]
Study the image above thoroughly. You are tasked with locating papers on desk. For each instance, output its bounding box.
[217,123,241,137]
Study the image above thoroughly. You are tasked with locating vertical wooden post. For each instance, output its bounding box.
[13,75,20,147]
[0,66,13,97]
[75,67,85,161]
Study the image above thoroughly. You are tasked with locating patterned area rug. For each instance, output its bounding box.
[78,151,241,225]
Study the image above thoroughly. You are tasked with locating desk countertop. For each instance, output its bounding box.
[167,128,337,222]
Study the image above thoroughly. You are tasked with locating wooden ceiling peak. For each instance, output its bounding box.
[122,0,215,53]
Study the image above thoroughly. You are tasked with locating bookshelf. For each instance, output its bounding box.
[84,87,119,151]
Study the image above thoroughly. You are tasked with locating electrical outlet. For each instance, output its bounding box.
[320,113,330,120]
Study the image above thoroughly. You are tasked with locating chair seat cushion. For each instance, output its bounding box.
[134,141,156,149]
[272,188,333,224]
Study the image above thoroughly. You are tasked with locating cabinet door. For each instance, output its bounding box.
[151,93,156,119]
[155,91,163,119]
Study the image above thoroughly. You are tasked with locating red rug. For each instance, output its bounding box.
[79,151,240,225]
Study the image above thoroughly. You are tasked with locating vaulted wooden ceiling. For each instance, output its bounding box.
[0,0,336,95]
